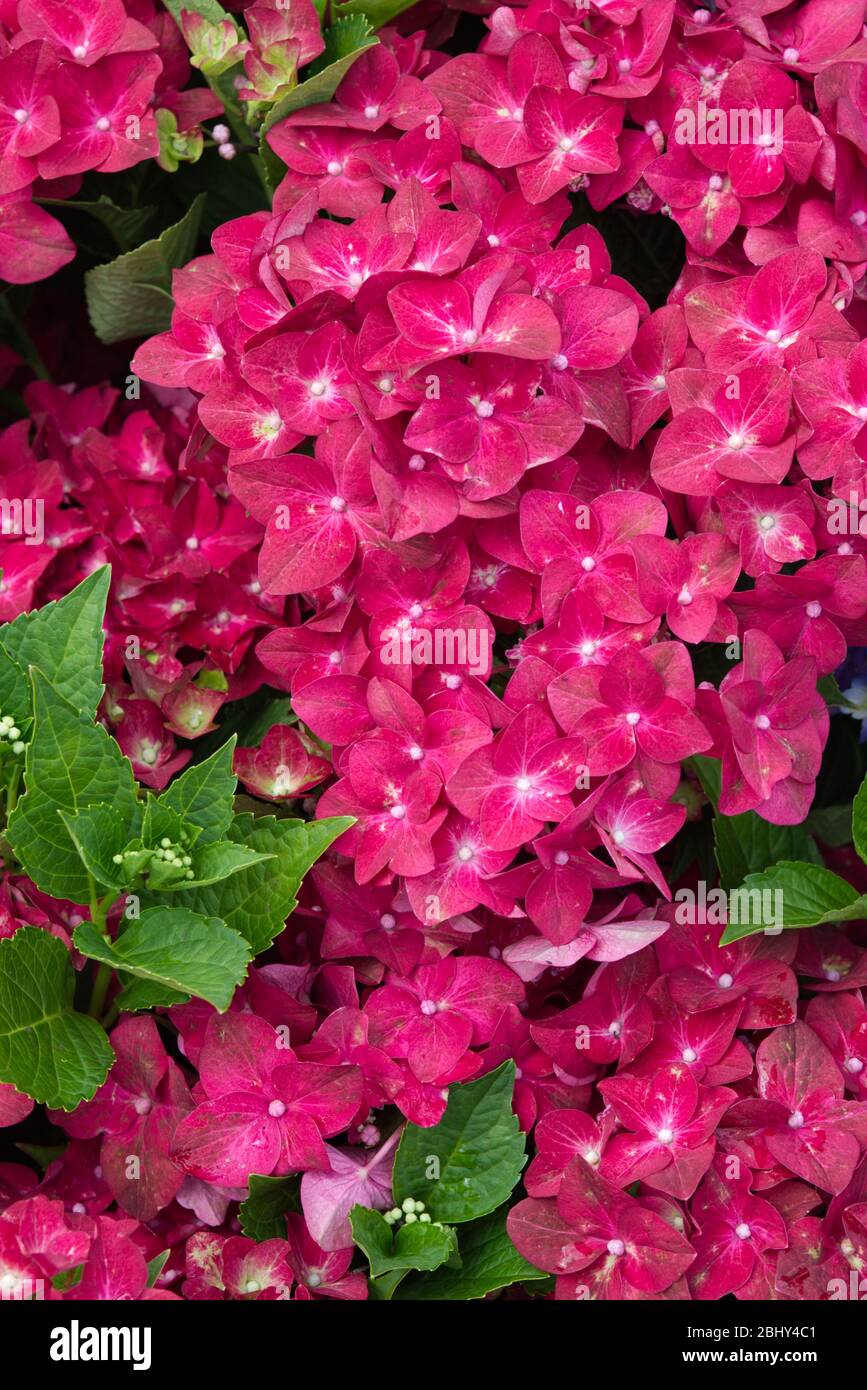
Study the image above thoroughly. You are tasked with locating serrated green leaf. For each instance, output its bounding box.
[142,794,189,849]
[239,1174,301,1242]
[1,567,110,717]
[713,810,821,891]
[350,1207,458,1277]
[0,640,29,725]
[158,738,236,844]
[74,907,251,1012]
[260,30,377,135]
[162,813,353,954]
[85,195,205,345]
[8,672,138,904]
[0,928,114,1110]
[853,769,867,864]
[332,0,420,28]
[719,862,867,944]
[161,839,276,890]
[393,1062,526,1224]
[60,804,129,892]
[310,13,374,67]
[393,1206,546,1300]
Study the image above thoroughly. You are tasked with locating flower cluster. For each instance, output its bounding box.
[0,0,219,282]
[0,376,295,789]
[1,0,867,1307]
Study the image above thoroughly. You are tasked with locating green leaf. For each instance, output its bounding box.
[60,804,129,892]
[0,928,114,1110]
[806,803,856,850]
[145,1251,171,1288]
[818,674,858,709]
[309,14,374,68]
[393,1206,546,1300]
[239,1174,300,1242]
[158,738,236,844]
[689,754,721,806]
[74,907,252,1012]
[719,862,867,944]
[85,195,206,345]
[392,1062,526,1224]
[350,1207,458,1277]
[0,640,29,726]
[1,567,110,717]
[260,25,377,135]
[168,813,353,954]
[16,1141,66,1170]
[232,696,295,749]
[853,769,867,864]
[39,196,157,252]
[161,0,234,27]
[367,1270,410,1300]
[162,839,276,890]
[332,0,420,27]
[713,810,821,891]
[8,672,138,904]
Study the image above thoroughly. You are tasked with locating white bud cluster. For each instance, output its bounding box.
[0,714,25,754]
[113,830,194,878]
[383,1196,441,1229]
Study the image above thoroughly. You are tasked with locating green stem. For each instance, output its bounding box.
[101,1001,120,1031]
[0,297,50,381]
[5,763,20,819]
[87,876,106,932]
[88,963,112,1019]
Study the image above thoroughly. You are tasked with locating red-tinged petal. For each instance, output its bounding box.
[171,1096,280,1186]
[507,1196,597,1275]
